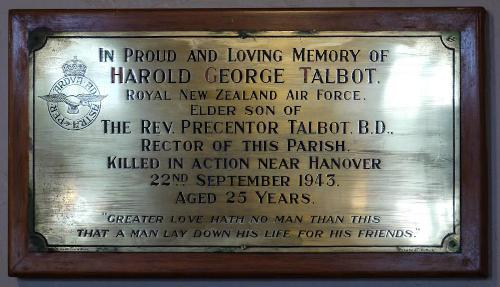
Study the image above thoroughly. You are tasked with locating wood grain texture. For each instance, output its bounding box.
[8,8,487,277]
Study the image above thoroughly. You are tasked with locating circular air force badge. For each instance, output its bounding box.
[39,56,106,130]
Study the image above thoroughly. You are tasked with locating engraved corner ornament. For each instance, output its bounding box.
[39,57,106,130]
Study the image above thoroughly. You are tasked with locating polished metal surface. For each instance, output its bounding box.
[29,31,460,252]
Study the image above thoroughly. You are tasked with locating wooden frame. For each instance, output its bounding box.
[9,8,487,277]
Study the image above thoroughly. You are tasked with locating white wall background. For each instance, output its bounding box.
[0,1,497,286]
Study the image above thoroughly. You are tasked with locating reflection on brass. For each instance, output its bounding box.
[29,31,460,252]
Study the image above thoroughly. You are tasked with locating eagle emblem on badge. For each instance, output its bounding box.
[39,57,106,130]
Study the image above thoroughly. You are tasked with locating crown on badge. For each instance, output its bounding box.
[62,56,87,76]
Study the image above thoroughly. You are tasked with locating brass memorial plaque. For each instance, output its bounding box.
[29,31,460,253]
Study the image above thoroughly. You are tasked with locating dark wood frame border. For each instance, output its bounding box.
[9,8,487,277]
